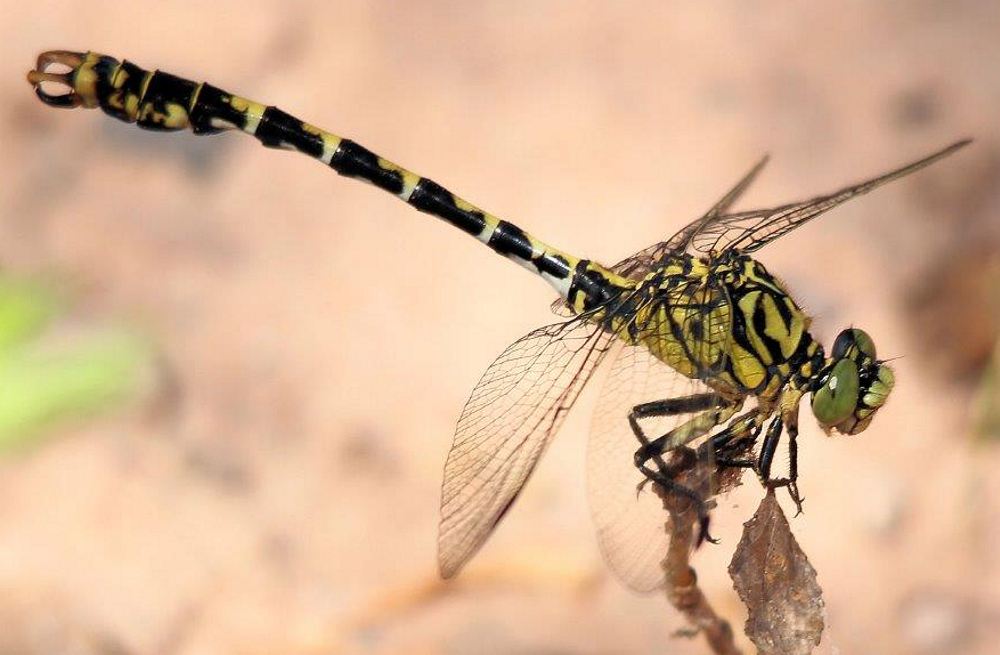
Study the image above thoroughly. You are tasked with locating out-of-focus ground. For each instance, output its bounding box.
[2,2,999,653]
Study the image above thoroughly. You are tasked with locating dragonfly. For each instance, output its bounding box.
[28,50,968,592]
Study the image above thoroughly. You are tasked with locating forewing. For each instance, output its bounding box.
[549,155,769,317]
[586,277,737,592]
[693,140,970,255]
[438,316,615,579]
[662,154,770,257]
[597,154,770,283]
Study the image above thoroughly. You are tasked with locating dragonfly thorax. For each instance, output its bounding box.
[624,253,818,401]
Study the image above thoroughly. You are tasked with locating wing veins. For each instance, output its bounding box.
[705,139,971,254]
[438,311,616,578]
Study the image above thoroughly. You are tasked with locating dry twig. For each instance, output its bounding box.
[657,485,742,655]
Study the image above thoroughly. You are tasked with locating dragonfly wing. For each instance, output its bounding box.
[438,316,615,579]
[692,140,970,255]
[587,278,739,592]
[587,343,714,591]
[602,154,770,282]
[662,154,770,257]
[550,296,577,317]
[549,155,770,319]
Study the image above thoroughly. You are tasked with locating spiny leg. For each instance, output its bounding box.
[697,407,764,471]
[758,416,782,481]
[631,395,738,479]
[787,412,801,511]
[629,395,737,545]
[757,415,804,514]
[630,394,723,471]
[695,409,805,514]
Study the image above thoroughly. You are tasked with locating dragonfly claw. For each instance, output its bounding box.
[789,483,805,516]
[695,513,718,547]
[27,50,86,108]
[765,477,806,516]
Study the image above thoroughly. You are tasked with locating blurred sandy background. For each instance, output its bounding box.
[2,2,999,654]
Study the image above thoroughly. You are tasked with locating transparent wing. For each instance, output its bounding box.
[586,276,740,592]
[587,342,717,592]
[438,315,616,579]
[599,155,770,283]
[550,296,577,318]
[692,140,970,255]
[658,154,770,259]
[549,155,768,317]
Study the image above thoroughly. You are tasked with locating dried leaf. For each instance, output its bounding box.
[729,490,824,655]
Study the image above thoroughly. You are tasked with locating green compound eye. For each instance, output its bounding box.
[853,329,877,360]
[812,359,861,426]
[831,328,877,361]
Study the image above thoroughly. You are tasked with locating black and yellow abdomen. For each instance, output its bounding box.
[34,50,633,314]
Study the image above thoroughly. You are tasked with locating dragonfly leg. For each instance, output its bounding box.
[757,416,783,480]
[629,395,737,545]
[630,394,725,471]
[757,415,804,514]
[634,459,716,545]
[697,407,764,469]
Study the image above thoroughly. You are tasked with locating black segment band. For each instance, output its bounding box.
[408,178,487,235]
[331,139,406,196]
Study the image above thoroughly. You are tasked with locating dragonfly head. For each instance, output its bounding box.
[811,328,894,435]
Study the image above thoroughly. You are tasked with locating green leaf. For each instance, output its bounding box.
[0,331,151,452]
[0,276,59,356]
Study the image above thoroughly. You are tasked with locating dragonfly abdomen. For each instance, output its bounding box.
[31,50,629,311]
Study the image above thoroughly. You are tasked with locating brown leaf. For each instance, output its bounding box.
[729,491,824,655]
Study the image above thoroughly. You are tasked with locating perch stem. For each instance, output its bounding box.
[658,488,742,655]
